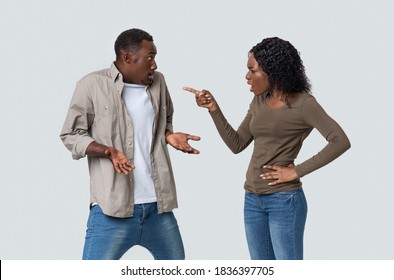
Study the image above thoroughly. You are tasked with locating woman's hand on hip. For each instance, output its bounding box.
[260,164,299,186]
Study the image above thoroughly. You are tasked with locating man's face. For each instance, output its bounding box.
[124,40,157,85]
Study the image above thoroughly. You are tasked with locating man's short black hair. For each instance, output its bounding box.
[114,28,153,59]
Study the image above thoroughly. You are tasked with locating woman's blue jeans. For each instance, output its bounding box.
[82,203,185,260]
[244,189,308,260]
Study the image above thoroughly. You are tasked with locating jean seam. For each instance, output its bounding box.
[139,211,184,260]
[292,194,297,259]
[144,246,160,260]
[292,191,306,259]
[85,206,98,259]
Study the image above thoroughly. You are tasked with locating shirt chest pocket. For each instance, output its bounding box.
[93,104,120,129]
[95,103,117,116]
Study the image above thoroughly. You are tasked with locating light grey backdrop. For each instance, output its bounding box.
[1,0,393,260]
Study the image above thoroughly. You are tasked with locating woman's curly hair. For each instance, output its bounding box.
[250,37,311,94]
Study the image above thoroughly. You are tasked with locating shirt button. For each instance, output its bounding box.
[128,123,131,126]
[128,142,132,145]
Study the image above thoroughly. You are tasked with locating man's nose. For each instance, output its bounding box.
[151,60,158,70]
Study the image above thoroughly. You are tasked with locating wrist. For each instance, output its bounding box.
[86,141,112,157]
[104,146,114,157]
[165,130,173,142]
[208,103,218,112]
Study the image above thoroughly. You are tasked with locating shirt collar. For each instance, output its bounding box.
[109,62,154,91]
[110,62,122,82]
[109,62,125,95]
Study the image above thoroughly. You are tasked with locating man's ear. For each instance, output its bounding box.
[120,51,134,64]
[120,50,139,64]
[123,52,132,64]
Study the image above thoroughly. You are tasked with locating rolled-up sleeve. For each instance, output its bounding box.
[60,79,95,160]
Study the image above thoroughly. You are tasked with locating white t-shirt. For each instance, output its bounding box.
[122,83,156,204]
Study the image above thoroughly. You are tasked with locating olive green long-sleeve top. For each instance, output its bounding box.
[210,92,351,194]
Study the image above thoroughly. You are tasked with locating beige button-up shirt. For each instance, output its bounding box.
[60,63,177,217]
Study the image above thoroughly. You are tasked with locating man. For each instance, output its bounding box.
[60,28,200,260]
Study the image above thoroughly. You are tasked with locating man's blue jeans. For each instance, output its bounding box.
[82,203,185,260]
[244,189,308,260]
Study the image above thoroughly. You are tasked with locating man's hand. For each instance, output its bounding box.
[260,164,299,186]
[105,147,135,175]
[165,132,201,154]
[183,87,218,112]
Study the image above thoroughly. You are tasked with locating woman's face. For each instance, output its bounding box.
[245,54,270,96]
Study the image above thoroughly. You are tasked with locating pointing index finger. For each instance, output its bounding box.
[182,86,200,95]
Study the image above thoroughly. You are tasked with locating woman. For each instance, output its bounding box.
[183,37,351,260]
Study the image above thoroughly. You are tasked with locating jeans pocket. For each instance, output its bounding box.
[276,190,307,212]
[276,191,297,200]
